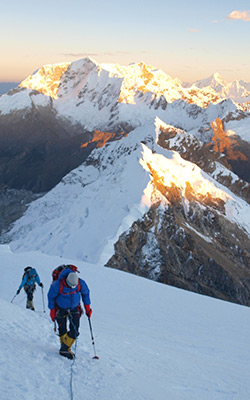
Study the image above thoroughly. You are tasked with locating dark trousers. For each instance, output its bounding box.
[56,307,80,339]
[24,285,35,301]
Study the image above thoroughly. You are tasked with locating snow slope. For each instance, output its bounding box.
[1,244,250,400]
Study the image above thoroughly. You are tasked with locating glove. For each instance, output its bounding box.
[84,304,92,318]
[50,309,56,322]
[16,288,21,295]
[39,283,44,288]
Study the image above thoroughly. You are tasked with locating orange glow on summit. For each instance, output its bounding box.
[19,63,70,99]
[81,130,127,149]
[211,118,247,161]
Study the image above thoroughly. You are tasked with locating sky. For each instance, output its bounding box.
[1,0,250,84]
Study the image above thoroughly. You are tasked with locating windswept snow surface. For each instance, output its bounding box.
[1,244,250,400]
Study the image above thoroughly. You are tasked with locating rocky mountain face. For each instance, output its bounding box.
[104,116,250,306]
[156,118,250,204]
[106,188,250,307]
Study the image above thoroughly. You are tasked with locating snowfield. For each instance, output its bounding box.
[1,244,250,400]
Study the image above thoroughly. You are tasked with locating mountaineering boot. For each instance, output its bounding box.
[59,333,67,345]
[26,299,35,311]
[59,333,75,360]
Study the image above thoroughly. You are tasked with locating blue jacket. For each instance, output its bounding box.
[47,268,90,310]
[19,268,41,290]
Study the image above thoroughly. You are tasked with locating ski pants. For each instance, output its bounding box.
[56,307,81,339]
[24,284,35,301]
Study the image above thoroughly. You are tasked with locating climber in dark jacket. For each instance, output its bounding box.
[16,266,43,311]
[47,268,92,359]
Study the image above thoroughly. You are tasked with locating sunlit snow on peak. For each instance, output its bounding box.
[20,62,71,99]
[139,143,231,202]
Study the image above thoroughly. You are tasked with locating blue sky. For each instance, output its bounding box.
[1,0,250,83]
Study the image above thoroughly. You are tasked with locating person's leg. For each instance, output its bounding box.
[68,308,80,339]
[25,286,35,310]
[56,308,68,338]
[59,308,80,359]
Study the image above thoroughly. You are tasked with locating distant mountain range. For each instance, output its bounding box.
[1,58,250,306]
[0,82,19,95]
[1,57,250,193]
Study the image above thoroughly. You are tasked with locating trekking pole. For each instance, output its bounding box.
[11,294,17,303]
[41,287,46,313]
[88,317,99,359]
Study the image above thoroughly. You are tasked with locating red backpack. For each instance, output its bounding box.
[52,264,81,294]
[52,264,79,281]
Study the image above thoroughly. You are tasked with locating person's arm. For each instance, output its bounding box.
[80,279,92,317]
[47,281,60,309]
[47,281,60,321]
[18,274,28,291]
[36,274,43,287]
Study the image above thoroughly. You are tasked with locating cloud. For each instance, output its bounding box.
[61,51,149,59]
[211,20,218,23]
[188,28,199,32]
[227,10,250,21]
[61,52,100,58]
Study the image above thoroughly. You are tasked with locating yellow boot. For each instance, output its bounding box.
[59,333,75,359]
[59,333,67,345]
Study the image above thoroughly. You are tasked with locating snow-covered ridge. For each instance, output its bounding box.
[6,117,250,264]
[191,72,250,104]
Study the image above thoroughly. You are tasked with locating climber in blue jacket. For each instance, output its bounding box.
[16,266,43,311]
[47,268,92,359]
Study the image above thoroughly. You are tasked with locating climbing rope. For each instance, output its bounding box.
[68,312,79,400]
[69,337,78,400]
